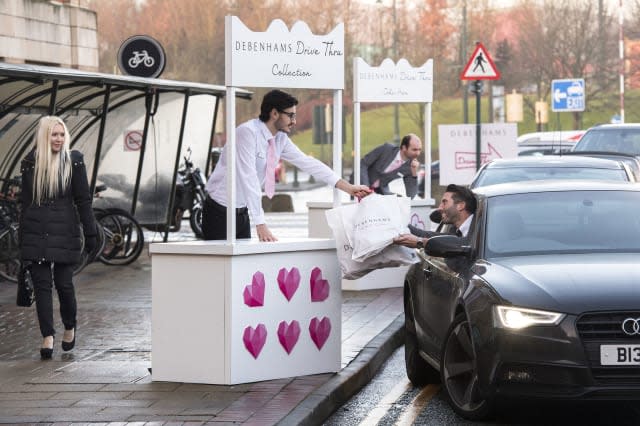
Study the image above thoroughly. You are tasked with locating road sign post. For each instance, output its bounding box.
[460,42,501,171]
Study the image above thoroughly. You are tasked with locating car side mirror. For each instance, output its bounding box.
[425,235,471,257]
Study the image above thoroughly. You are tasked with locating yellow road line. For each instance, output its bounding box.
[395,384,440,426]
[358,378,412,426]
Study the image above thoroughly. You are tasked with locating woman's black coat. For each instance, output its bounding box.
[19,150,97,264]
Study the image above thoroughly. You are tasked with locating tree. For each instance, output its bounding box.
[512,0,618,129]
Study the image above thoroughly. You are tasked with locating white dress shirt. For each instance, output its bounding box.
[206,118,340,225]
[458,214,474,237]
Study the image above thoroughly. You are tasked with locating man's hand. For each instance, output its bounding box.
[393,233,423,248]
[410,159,420,176]
[335,179,373,200]
[256,224,278,242]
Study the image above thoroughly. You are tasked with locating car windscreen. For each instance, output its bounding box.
[472,167,628,188]
[573,129,640,155]
[485,190,640,258]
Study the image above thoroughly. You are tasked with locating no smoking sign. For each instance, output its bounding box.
[124,130,143,151]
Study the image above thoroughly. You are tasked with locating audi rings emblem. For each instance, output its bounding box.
[621,318,640,336]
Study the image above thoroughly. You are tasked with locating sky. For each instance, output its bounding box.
[370,0,632,16]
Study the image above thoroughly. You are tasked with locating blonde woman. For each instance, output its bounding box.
[20,116,97,359]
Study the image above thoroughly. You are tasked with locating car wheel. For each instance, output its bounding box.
[441,313,494,420]
[404,288,440,385]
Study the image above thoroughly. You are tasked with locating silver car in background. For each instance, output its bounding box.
[470,156,635,189]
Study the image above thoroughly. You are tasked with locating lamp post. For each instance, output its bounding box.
[462,0,468,124]
[619,0,625,123]
[392,0,400,143]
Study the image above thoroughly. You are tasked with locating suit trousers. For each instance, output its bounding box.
[202,195,251,240]
[31,261,76,338]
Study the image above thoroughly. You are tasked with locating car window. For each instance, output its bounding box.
[472,167,629,188]
[485,191,640,258]
[574,129,640,155]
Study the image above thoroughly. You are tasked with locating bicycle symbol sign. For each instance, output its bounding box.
[128,50,155,68]
[124,130,143,151]
[117,35,166,78]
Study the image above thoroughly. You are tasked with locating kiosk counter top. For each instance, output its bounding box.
[149,237,336,256]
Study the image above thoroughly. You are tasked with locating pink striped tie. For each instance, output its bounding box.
[264,138,276,199]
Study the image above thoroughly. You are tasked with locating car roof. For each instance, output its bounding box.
[585,123,640,131]
[482,156,625,170]
[516,130,584,144]
[472,179,638,198]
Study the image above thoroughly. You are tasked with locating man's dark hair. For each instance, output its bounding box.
[400,134,412,149]
[259,90,298,122]
[445,184,477,214]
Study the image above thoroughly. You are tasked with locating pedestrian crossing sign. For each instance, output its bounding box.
[461,42,501,81]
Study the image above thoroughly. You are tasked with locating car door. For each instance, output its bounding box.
[413,217,480,361]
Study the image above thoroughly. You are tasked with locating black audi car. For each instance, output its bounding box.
[403,180,640,420]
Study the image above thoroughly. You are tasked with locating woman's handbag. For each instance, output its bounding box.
[16,261,35,307]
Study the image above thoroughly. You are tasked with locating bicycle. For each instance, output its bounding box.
[93,185,144,266]
[0,181,144,282]
[0,198,20,283]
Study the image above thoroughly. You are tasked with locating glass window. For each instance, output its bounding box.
[575,129,640,155]
[485,191,640,257]
[473,167,628,188]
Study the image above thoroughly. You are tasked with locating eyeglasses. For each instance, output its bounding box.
[278,110,296,120]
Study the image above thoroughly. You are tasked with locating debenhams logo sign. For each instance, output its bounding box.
[226,16,344,89]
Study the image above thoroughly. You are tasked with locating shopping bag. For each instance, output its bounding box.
[326,204,376,279]
[326,199,418,279]
[351,194,411,261]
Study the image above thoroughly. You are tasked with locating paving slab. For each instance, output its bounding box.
[0,216,405,424]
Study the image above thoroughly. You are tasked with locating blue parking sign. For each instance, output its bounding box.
[551,79,585,112]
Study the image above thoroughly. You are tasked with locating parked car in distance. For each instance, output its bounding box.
[403,180,640,420]
[469,156,635,189]
[517,130,584,156]
[571,123,640,179]
[572,123,640,156]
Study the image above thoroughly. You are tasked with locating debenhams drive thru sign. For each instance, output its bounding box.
[225,16,344,90]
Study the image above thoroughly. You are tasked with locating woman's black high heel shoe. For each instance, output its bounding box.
[40,337,54,360]
[62,329,75,351]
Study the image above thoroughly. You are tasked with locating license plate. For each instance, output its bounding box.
[600,344,640,365]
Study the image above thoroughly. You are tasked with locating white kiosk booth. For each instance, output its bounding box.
[308,57,436,290]
[151,17,346,384]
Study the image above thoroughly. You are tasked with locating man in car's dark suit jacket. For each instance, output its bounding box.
[360,134,422,198]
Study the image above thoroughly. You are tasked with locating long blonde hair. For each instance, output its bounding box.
[32,116,72,205]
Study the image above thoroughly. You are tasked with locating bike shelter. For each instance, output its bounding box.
[307,57,436,290]
[0,62,251,241]
[150,16,345,384]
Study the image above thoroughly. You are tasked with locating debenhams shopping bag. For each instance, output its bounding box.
[326,204,376,279]
[325,197,417,279]
[351,194,411,261]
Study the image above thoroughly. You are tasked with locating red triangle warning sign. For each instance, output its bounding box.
[461,42,501,81]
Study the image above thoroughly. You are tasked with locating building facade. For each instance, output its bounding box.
[0,0,98,70]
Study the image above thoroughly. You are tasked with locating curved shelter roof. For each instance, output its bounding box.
[0,62,251,235]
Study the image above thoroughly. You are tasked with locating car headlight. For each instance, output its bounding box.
[494,305,565,329]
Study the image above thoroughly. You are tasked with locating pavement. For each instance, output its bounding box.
[0,196,407,424]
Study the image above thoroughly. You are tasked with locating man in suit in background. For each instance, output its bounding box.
[360,133,422,198]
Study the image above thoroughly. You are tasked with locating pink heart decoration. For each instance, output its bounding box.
[277,320,301,355]
[309,317,331,350]
[277,267,300,301]
[243,324,267,359]
[243,272,265,307]
[310,267,329,302]
[410,213,426,230]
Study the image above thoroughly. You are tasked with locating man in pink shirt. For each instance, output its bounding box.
[203,90,371,242]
